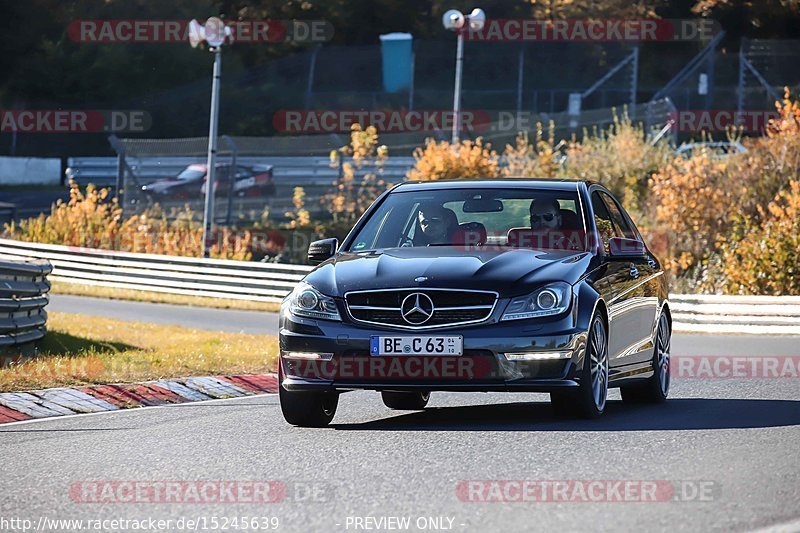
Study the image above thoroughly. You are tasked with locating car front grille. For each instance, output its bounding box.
[345,288,498,329]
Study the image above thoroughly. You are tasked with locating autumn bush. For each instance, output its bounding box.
[502,126,563,178]
[725,89,800,224]
[4,183,252,260]
[407,137,500,181]
[717,180,800,295]
[649,149,731,277]
[284,186,310,229]
[325,124,388,232]
[566,113,673,215]
[648,90,800,293]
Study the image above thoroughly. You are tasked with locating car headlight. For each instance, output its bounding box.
[287,282,341,321]
[501,282,572,321]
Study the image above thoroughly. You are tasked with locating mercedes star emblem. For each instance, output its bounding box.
[400,293,435,325]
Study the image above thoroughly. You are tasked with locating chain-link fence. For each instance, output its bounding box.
[6,37,800,158]
[739,39,800,110]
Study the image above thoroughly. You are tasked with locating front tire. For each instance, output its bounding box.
[381,391,430,410]
[621,313,671,404]
[279,364,338,427]
[551,312,609,419]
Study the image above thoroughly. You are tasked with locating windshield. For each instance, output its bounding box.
[347,187,586,252]
[175,167,206,181]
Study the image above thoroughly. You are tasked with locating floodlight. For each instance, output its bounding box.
[204,17,226,47]
[188,19,205,48]
[442,10,465,31]
[468,8,486,30]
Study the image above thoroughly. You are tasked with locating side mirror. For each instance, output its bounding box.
[308,238,338,264]
[607,237,646,259]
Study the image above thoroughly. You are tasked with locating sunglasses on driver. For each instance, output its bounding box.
[420,216,443,226]
[530,213,557,223]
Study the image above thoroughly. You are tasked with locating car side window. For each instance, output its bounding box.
[590,191,616,253]
[600,192,636,240]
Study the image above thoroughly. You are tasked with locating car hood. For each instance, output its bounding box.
[303,247,594,298]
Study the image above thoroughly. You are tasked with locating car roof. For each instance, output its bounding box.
[186,163,233,170]
[394,178,591,193]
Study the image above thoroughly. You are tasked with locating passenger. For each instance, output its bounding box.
[529,197,563,231]
[528,197,573,250]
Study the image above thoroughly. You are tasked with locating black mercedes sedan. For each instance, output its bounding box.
[279,179,671,426]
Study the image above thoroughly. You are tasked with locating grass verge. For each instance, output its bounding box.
[50,280,283,313]
[0,311,279,392]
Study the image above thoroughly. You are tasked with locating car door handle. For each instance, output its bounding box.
[629,264,640,278]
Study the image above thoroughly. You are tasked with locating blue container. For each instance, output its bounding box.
[379,33,413,93]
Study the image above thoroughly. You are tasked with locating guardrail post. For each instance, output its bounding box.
[223,135,238,227]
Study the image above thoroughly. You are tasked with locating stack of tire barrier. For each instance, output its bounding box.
[0,258,52,353]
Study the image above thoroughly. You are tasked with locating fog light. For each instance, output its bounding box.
[504,351,572,361]
[284,352,334,361]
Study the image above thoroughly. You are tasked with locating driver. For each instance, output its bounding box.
[416,204,456,246]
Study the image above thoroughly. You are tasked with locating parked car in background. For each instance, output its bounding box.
[676,141,747,159]
[140,163,275,200]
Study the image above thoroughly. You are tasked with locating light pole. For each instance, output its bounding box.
[442,8,485,144]
[189,17,232,258]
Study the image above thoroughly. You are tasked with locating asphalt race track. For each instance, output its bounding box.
[2,295,798,532]
[48,294,278,334]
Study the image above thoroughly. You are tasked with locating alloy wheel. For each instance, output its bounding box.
[656,314,671,396]
[589,318,609,411]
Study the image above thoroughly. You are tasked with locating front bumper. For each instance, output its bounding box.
[279,308,589,393]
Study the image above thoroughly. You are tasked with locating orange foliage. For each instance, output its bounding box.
[4,183,252,260]
[719,180,800,295]
[649,151,730,275]
[407,138,500,181]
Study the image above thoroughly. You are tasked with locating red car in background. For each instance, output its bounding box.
[141,163,275,200]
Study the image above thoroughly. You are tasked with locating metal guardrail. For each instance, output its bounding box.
[66,156,417,187]
[0,238,797,334]
[0,238,310,303]
[0,258,52,348]
[669,294,800,335]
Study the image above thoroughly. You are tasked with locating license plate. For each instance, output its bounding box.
[370,336,463,356]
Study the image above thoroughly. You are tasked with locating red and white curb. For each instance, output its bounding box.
[0,374,278,424]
